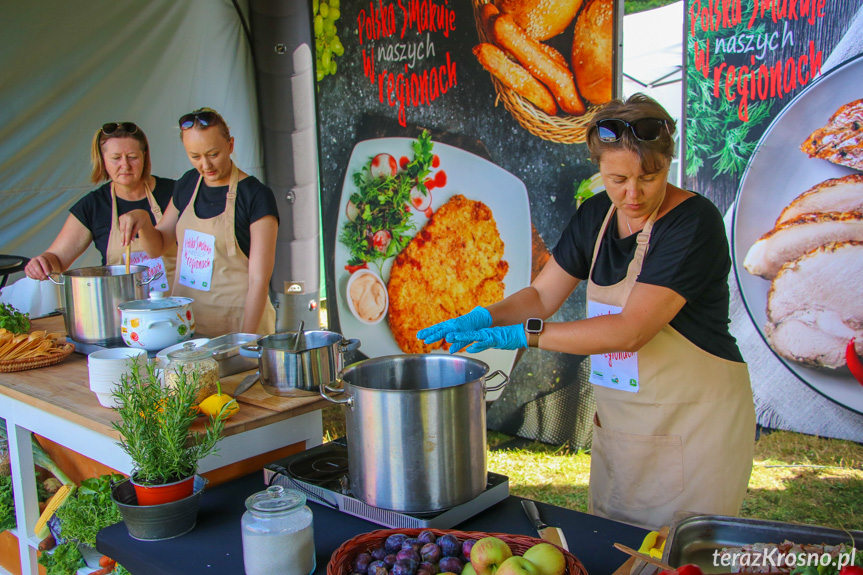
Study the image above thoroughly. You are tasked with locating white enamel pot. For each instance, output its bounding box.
[118,293,196,351]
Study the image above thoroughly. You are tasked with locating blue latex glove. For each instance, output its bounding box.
[445,324,527,354]
[416,306,493,345]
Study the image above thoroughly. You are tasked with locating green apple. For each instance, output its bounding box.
[523,543,565,575]
[470,537,513,575]
[463,563,478,575]
[496,556,540,575]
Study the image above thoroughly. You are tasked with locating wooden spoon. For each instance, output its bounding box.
[613,543,674,570]
[125,244,131,274]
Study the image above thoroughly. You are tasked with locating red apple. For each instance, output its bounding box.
[522,544,565,575]
[470,537,513,575]
[496,557,540,575]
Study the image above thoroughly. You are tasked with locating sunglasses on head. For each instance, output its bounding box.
[595,118,668,142]
[178,111,219,130]
[101,122,139,136]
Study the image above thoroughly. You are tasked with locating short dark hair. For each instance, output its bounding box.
[90,124,150,184]
[586,93,676,174]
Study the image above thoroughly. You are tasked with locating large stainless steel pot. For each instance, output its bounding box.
[321,354,509,513]
[49,265,159,346]
[239,331,360,396]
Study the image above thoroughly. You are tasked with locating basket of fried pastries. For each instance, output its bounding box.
[0,329,74,372]
[471,0,612,144]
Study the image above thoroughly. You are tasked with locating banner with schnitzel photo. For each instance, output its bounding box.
[683,0,863,441]
[312,0,619,445]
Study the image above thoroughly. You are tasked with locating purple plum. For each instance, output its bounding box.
[417,530,437,544]
[420,562,439,574]
[384,555,398,569]
[461,540,476,561]
[371,547,389,562]
[386,533,409,554]
[397,549,421,565]
[418,570,433,575]
[439,557,464,574]
[392,558,419,575]
[439,534,461,558]
[368,561,388,575]
[402,538,423,554]
[420,543,442,564]
[353,553,373,574]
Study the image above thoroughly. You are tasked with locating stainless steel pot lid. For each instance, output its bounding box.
[64,265,150,277]
[118,294,194,311]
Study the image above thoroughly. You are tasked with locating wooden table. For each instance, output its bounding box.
[0,315,332,575]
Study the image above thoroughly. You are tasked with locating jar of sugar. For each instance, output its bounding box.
[241,485,315,575]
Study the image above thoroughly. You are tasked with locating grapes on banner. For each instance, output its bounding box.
[314,0,341,81]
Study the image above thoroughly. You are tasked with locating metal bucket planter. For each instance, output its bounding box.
[111,476,208,541]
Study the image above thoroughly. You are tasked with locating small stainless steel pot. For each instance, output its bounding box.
[49,265,160,346]
[239,331,360,396]
[320,354,508,513]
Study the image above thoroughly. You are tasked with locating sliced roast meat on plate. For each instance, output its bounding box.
[800,98,863,170]
[765,241,863,369]
[743,212,863,279]
[776,173,863,225]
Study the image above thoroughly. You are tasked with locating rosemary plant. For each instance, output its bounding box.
[111,361,225,486]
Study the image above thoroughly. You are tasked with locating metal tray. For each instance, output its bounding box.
[201,333,260,377]
[663,513,863,571]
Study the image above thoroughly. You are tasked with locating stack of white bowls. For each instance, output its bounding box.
[88,348,148,407]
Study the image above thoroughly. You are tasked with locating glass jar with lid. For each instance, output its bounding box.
[242,485,315,575]
[164,341,218,404]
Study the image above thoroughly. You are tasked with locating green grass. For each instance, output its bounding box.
[624,0,678,14]
[322,406,863,530]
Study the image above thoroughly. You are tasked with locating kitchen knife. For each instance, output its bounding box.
[233,372,259,397]
[521,500,569,551]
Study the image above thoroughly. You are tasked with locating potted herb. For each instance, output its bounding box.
[111,361,227,505]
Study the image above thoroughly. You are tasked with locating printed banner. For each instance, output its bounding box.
[313,0,619,442]
[684,0,863,440]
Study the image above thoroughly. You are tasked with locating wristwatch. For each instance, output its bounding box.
[524,318,543,348]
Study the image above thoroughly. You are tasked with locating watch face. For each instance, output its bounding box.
[526,318,543,332]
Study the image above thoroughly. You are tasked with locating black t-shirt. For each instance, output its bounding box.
[172,169,280,258]
[69,176,175,265]
[552,192,743,362]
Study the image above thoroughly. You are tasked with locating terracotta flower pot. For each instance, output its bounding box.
[130,473,195,506]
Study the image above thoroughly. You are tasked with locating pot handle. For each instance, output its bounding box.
[238,343,262,359]
[137,271,164,286]
[46,273,64,286]
[339,338,361,353]
[145,319,175,330]
[320,378,352,407]
[484,370,509,393]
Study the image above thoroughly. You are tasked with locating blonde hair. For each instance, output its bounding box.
[586,93,677,174]
[89,125,151,184]
[178,107,232,142]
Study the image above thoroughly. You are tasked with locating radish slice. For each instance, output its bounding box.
[345,200,360,222]
[410,185,432,211]
[372,230,392,253]
[370,154,398,179]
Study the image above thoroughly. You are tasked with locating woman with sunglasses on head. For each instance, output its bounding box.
[119,108,277,335]
[418,93,755,530]
[25,123,175,293]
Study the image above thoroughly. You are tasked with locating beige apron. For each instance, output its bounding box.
[171,165,275,336]
[586,204,755,530]
[106,181,176,293]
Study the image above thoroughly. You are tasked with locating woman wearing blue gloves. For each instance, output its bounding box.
[417,94,755,531]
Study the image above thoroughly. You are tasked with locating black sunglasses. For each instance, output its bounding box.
[101,122,139,136]
[595,118,668,142]
[178,111,218,130]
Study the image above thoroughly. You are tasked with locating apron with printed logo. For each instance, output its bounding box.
[106,181,175,293]
[171,165,275,336]
[586,204,755,530]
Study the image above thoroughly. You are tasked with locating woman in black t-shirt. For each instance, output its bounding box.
[119,108,278,335]
[419,94,756,530]
[25,123,175,291]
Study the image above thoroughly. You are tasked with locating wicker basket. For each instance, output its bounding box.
[0,343,74,373]
[470,0,599,144]
[327,528,588,575]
